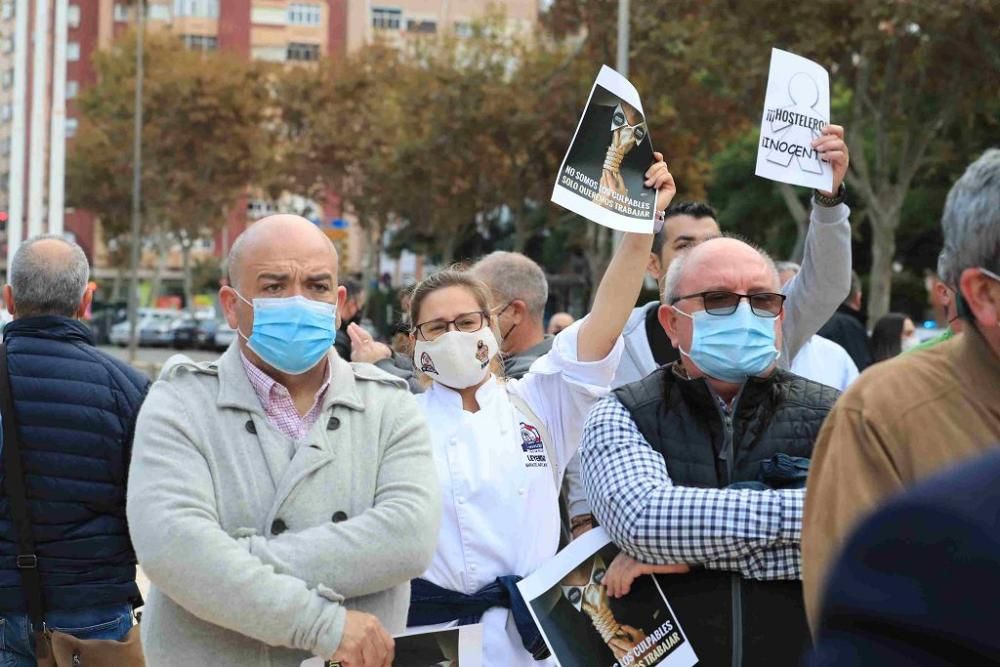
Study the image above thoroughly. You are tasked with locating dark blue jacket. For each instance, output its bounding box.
[808,449,1000,666]
[0,316,150,612]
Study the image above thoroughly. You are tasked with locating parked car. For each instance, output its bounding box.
[213,320,237,350]
[139,311,181,347]
[109,309,178,347]
[171,312,215,350]
[195,318,222,350]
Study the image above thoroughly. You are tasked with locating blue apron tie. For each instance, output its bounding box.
[408,576,550,660]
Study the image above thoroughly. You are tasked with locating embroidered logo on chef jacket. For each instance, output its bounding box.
[420,351,438,374]
[520,422,548,467]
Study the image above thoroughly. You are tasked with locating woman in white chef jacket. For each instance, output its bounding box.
[358,157,674,665]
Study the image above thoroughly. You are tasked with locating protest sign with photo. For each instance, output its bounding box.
[551,65,658,234]
[300,623,483,667]
[518,528,698,667]
[755,48,833,192]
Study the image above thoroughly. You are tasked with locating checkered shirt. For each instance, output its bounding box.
[581,393,803,581]
[240,352,331,441]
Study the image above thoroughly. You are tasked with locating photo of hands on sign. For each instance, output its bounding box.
[520,530,696,667]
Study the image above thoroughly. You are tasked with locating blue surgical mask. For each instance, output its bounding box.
[236,294,337,375]
[672,301,780,383]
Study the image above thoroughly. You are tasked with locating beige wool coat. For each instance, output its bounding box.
[126,344,441,667]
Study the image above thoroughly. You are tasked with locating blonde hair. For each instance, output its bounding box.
[409,267,506,383]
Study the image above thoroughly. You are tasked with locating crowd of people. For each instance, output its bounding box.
[0,128,995,667]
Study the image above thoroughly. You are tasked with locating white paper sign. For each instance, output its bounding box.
[300,623,483,667]
[518,527,698,667]
[552,65,658,234]
[755,48,833,191]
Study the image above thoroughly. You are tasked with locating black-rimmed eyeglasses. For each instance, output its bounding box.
[671,290,786,318]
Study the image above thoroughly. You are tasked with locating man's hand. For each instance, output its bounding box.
[604,552,690,599]
[812,124,849,196]
[646,152,676,212]
[347,323,392,365]
[329,611,394,667]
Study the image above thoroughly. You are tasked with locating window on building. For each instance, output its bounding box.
[1,38,12,54]
[288,3,320,26]
[65,118,78,138]
[251,6,285,25]
[113,3,129,22]
[453,21,473,38]
[182,34,217,51]
[0,137,10,156]
[67,4,81,28]
[406,19,436,34]
[148,4,171,21]
[66,80,78,99]
[250,45,286,62]
[2,69,11,89]
[286,42,319,62]
[371,7,402,30]
[173,0,218,19]
[67,42,80,61]
[0,104,11,122]
[1,3,13,20]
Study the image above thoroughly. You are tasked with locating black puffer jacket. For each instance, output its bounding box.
[613,364,839,667]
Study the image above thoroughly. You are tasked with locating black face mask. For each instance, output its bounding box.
[495,302,518,350]
[956,290,973,322]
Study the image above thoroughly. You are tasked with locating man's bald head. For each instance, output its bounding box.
[663,236,780,304]
[220,215,345,364]
[227,214,338,291]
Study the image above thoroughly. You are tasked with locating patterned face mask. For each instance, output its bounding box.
[413,328,499,390]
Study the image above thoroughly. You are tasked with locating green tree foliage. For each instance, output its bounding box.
[647,0,999,320]
[67,32,269,309]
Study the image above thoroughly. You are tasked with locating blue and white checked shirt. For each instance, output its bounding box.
[580,393,804,581]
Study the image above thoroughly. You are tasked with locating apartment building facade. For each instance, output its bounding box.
[1,0,536,285]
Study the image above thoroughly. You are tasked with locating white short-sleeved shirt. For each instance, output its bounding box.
[414,320,624,666]
[790,334,859,391]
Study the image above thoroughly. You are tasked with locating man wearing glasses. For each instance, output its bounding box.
[579,236,840,667]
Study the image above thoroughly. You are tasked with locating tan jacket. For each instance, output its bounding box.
[802,326,1000,630]
[126,344,441,667]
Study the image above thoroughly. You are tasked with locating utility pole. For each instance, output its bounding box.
[6,0,29,273]
[48,0,68,237]
[127,0,145,363]
[613,0,630,247]
[616,0,630,78]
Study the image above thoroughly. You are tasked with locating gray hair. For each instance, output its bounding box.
[775,261,801,275]
[10,235,90,318]
[471,251,549,321]
[663,235,780,303]
[936,248,956,289]
[941,148,1000,277]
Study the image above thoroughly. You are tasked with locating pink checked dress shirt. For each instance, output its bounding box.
[240,352,332,441]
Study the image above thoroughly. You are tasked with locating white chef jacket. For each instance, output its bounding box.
[413,319,624,666]
[789,334,859,391]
